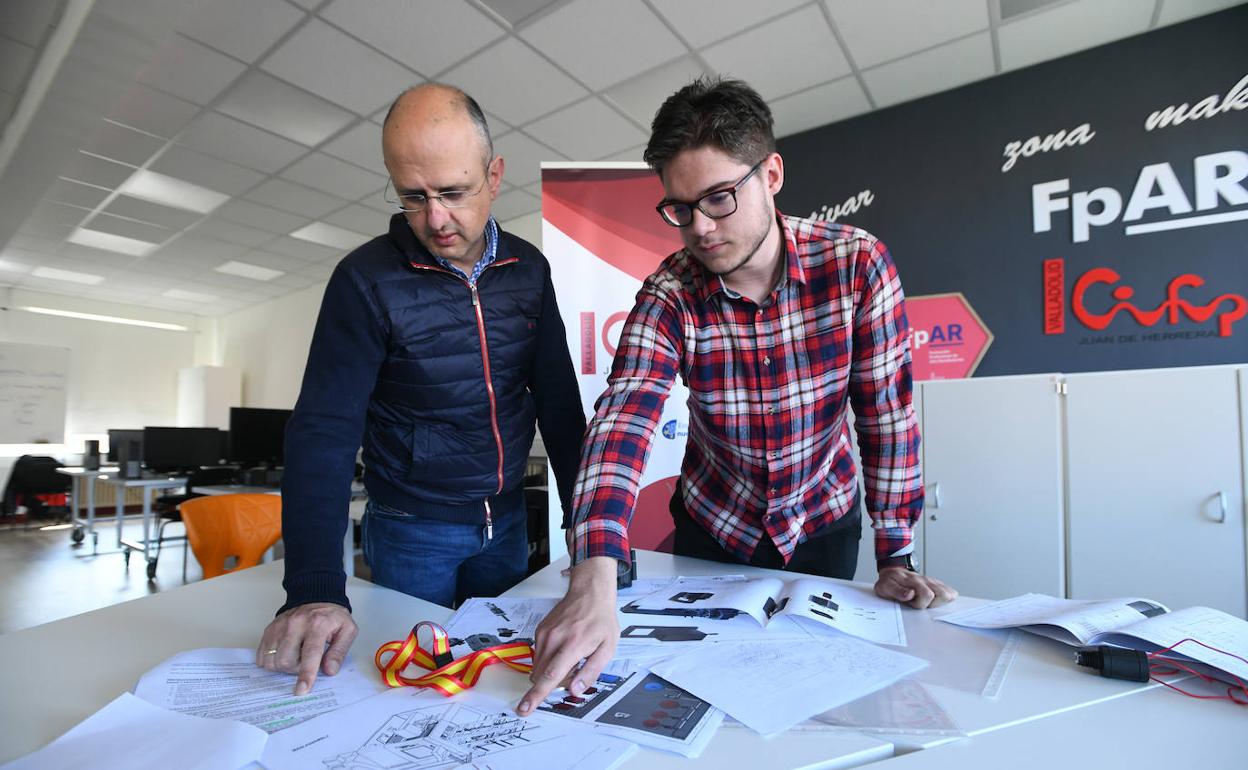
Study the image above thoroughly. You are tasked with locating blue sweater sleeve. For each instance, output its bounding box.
[278,260,388,614]
[528,258,587,528]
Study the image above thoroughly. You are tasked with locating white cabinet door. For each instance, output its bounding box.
[1066,366,1246,617]
[921,374,1066,600]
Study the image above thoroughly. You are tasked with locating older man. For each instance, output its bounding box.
[257,84,584,695]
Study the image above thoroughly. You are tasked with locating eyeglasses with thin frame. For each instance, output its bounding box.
[384,170,491,213]
[655,160,763,227]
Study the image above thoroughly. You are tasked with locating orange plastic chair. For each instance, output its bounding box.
[178,494,282,579]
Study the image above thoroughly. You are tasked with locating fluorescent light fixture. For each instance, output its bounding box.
[0,259,31,273]
[118,169,229,214]
[290,222,367,250]
[67,227,158,257]
[20,306,188,331]
[214,260,283,281]
[162,288,218,303]
[31,266,105,285]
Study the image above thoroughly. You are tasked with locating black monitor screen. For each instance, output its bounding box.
[142,427,223,473]
[227,407,292,467]
[107,429,143,462]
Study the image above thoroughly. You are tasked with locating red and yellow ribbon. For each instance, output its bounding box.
[374,621,534,696]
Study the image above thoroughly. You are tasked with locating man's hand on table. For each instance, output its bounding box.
[875,567,958,609]
[257,602,359,695]
[518,556,619,716]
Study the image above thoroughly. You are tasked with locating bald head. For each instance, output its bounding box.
[382,84,493,167]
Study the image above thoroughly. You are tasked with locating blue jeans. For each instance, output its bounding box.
[361,496,530,607]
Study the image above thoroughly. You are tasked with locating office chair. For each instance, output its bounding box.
[1,455,71,524]
[179,493,282,579]
[150,466,238,581]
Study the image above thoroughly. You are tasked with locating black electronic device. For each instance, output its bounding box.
[227,407,292,468]
[142,427,224,474]
[107,429,143,463]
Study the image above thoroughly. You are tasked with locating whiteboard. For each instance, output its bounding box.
[0,341,69,444]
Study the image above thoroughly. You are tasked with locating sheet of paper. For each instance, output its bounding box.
[2,692,266,770]
[260,687,636,770]
[443,597,557,658]
[650,637,928,737]
[132,647,379,733]
[812,678,963,737]
[623,575,781,625]
[536,661,724,758]
[937,593,1168,645]
[1100,605,1248,682]
[777,578,908,646]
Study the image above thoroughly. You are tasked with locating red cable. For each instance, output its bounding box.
[1144,637,1248,705]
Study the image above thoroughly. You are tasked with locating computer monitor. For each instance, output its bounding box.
[142,427,224,473]
[227,407,292,468]
[106,429,143,463]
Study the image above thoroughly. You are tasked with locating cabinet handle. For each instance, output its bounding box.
[1215,491,1227,524]
[927,482,941,520]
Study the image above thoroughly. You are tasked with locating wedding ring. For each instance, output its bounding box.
[264,649,279,655]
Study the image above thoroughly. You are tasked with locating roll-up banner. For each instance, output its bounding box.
[776,6,1247,377]
[542,163,686,559]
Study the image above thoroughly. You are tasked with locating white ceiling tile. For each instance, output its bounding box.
[239,248,317,272]
[7,233,60,253]
[136,35,248,106]
[105,84,202,139]
[1157,0,1245,25]
[18,204,81,239]
[178,0,304,63]
[280,152,387,199]
[261,19,420,115]
[999,0,1154,72]
[216,198,313,234]
[597,146,646,163]
[150,146,265,196]
[217,70,356,147]
[520,0,685,90]
[81,121,167,166]
[771,77,872,138]
[492,131,566,187]
[440,37,586,125]
[244,178,348,218]
[102,195,203,230]
[0,39,37,93]
[320,121,386,174]
[80,212,170,244]
[701,5,852,99]
[263,235,343,261]
[324,203,390,235]
[321,0,505,76]
[0,91,15,125]
[604,56,708,126]
[490,188,541,221]
[649,0,808,48]
[45,179,110,209]
[524,98,647,161]
[55,243,141,271]
[285,0,320,9]
[124,258,203,278]
[271,271,324,290]
[0,1,60,46]
[60,152,135,189]
[299,261,339,280]
[824,0,988,69]
[357,188,396,215]
[157,234,249,264]
[177,111,307,172]
[862,32,995,108]
[190,217,277,248]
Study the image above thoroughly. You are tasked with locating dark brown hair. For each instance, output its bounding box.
[643,76,776,175]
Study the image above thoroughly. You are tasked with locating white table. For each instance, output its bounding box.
[55,465,119,552]
[193,483,367,577]
[97,473,189,579]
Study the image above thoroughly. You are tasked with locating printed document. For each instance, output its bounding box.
[937,593,1170,646]
[133,647,379,733]
[260,687,636,770]
[2,692,266,770]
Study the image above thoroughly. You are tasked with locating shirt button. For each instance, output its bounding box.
[769,487,778,496]
[763,355,771,366]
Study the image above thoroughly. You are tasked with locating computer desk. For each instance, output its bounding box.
[0,551,1241,768]
[55,465,119,553]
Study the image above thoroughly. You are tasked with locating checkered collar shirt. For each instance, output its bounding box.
[570,214,924,568]
[434,217,499,284]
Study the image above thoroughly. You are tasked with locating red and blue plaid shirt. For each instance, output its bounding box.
[571,214,923,568]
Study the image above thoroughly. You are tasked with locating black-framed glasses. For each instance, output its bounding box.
[384,173,489,213]
[655,161,763,227]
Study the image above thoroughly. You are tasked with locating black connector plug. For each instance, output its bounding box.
[1075,645,1150,682]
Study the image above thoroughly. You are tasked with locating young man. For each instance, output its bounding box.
[518,77,955,715]
[256,84,585,696]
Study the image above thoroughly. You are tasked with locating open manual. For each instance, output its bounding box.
[617,574,908,647]
[939,593,1248,682]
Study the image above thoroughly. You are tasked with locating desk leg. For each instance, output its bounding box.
[115,486,125,549]
[86,479,98,552]
[142,487,155,579]
[69,478,82,545]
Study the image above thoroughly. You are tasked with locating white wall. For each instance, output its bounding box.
[0,287,200,471]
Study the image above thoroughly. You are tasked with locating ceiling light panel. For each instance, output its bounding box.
[216,71,356,146]
[67,227,159,257]
[290,222,368,250]
[214,260,284,281]
[31,266,106,285]
[118,168,229,214]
